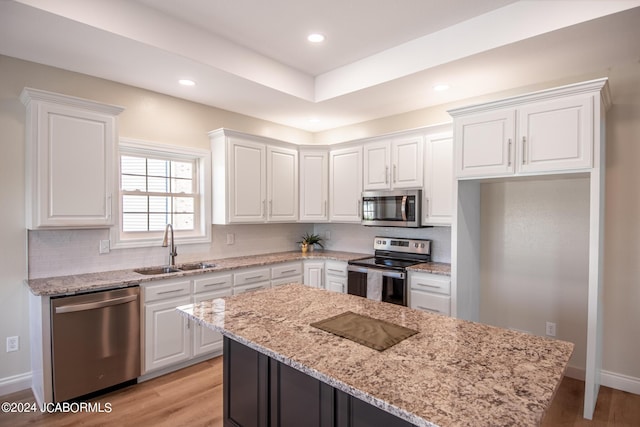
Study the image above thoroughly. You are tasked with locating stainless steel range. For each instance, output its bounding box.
[347,237,431,306]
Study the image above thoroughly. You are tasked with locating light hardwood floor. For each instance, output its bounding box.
[1,356,638,426]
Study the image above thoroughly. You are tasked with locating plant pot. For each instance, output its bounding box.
[301,243,308,253]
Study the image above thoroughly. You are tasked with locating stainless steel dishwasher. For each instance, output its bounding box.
[50,286,141,402]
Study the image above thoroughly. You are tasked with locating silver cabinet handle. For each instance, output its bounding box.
[522,136,526,164]
[416,283,441,289]
[244,285,264,292]
[157,289,185,296]
[55,294,137,314]
[262,200,266,217]
[280,269,297,274]
[385,166,389,184]
[393,164,397,183]
[424,197,430,218]
[245,275,265,280]
[357,200,361,218]
[203,282,228,288]
[328,268,343,273]
[269,200,273,216]
[324,200,327,216]
[508,138,512,166]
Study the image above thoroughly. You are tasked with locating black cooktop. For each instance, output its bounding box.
[349,256,421,271]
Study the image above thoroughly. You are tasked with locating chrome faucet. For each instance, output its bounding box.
[162,224,178,267]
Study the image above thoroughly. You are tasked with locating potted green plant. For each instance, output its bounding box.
[298,232,324,252]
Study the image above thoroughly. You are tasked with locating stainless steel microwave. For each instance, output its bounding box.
[361,189,422,227]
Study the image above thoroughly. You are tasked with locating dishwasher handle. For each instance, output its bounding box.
[55,294,138,314]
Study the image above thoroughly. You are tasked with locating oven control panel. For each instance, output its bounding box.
[373,237,431,255]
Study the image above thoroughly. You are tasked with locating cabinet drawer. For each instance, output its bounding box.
[271,276,303,287]
[144,279,191,303]
[233,282,270,295]
[193,274,233,294]
[271,262,303,279]
[234,268,271,286]
[410,290,450,316]
[409,273,451,295]
[325,261,347,277]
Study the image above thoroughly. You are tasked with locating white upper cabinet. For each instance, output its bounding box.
[229,138,267,222]
[363,135,423,190]
[423,132,453,225]
[451,81,603,179]
[518,95,593,174]
[210,129,298,224]
[329,145,362,222]
[267,145,298,222]
[20,88,124,229]
[299,149,329,222]
[454,109,515,178]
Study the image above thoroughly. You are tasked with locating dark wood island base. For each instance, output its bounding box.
[224,337,415,427]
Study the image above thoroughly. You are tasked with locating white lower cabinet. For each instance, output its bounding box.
[408,272,451,316]
[233,266,271,294]
[325,261,348,293]
[304,261,325,288]
[143,279,192,373]
[192,274,232,357]
[271,261,303,287]
[143,272,232,374]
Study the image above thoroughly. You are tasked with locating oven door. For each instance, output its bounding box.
[347,266,407,306]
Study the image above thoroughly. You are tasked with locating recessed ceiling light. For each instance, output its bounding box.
[179,79,196,86]
[307,33,325,43]
[308,118,321,123]
[433,83,450,91]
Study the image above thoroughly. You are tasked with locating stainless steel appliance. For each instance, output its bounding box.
[347,237,431,306]
[361,189,422,227]
[50,286,141,402]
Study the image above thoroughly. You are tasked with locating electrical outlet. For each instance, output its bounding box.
[99,239,110,254]
[325,231,331,240]
[6,336,18,352]
[546,322,557,337]
[226,233,235,245]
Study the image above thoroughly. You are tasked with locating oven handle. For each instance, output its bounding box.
[347,265,405,279]
[401,195,408,221]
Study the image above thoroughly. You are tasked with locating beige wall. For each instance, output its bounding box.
[0,54,312,383]
[1,52,639,390]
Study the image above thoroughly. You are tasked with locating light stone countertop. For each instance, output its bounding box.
[26,250,372,296]
[178,284,573,427]
[406,261,451,275]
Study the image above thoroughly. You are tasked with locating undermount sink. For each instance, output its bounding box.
[178,262,216,271]
[134,266,182,275]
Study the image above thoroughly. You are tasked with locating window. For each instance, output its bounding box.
[111,139,211,248]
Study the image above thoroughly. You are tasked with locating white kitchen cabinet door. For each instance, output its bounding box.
[455,109,516,179]
[424,134,453,225]
[391,135,423,188]
[192,288,231,357]
[304,261,324,288]
[229,138,267,222]
[299,149,329,222]
[267,146,298,221]
[329,146,363,222]
[21,88,124,229]
[518,95,593,174]
[363,136,423,190]
[324,261,347,293]
[144,295,192,373]
[363,140,390,190]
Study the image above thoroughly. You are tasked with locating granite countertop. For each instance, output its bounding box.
[178,284,573,427]
[406,261,451,275]
[26,250,371,296]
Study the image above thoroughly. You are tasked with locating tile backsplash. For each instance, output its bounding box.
[28,223,451,278]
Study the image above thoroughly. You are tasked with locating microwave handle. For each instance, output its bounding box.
[401,195,408,221]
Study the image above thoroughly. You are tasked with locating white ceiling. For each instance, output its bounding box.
[1,0,640,132]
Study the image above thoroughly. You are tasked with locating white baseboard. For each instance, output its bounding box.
[601,370,640,395]
[0,372,32,397]
[565,365,586,381]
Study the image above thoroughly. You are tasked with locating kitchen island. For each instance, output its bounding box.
[178,284,573,427]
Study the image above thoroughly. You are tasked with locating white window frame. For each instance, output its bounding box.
[110,138,211,249]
